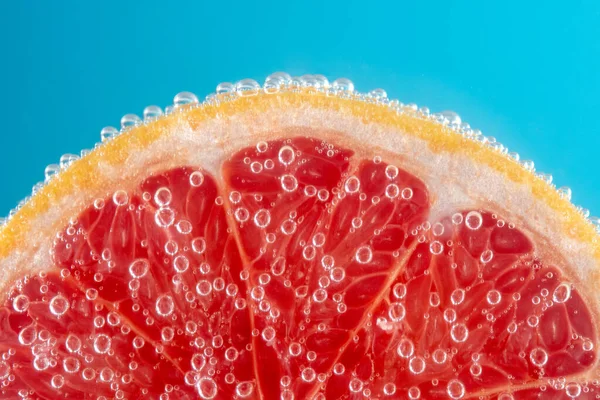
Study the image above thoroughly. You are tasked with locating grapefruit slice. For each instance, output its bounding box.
[0,74,599,399]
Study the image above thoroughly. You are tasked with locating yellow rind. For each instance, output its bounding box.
[1,91,598,264]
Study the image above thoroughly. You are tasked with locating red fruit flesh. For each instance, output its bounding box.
[0,137,597,399]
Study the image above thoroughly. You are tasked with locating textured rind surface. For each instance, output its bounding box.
[0,91,598,325]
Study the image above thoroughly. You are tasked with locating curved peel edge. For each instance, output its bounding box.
[0,91,598,316]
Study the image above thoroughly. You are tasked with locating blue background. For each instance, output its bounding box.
[1,1,599,217]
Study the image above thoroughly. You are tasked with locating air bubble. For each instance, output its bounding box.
[225,347,239,361]
[216,82,234,94]
[63,357,80,374]
[165,240,178,255]
[121,114,142,131]
[401,188,413,200]
[321,255,335,270]
[432,348,447,364]
[81,367,96,381]
[173,255,189,273]
[333,363,345,375]
[349,378,363,393]
[191,354,206,371]
[409,356,426,374]
[235,381,254,398]
[408,386,421,399]
[234,207,250,223]
[235,79,260,97]
[270,257,286,276]
[280,219,297,235]
[312,289,328,303]
[261,326,276,342]
[344,176,360,193]
[447,379,465,399]
[385,165,399,179]
[432,222,445,236]
[487,289,502,305]
[355,245,373,263]
[250,161,263,173]
[176,220,193,234]
[289,342,302,357]
[65,334,81,353]
[383,383,396,396]
[51,374,65,389]
[480,249,494,264]
[529,347,548,367]
[303,245,316,260]
[156,294,175,317]
[157,327,174,343]
[196,377,218,399]
[388,303,406,322]
[253,209,271,228]
[93,198,105,209]
[100,126,119,142]
[451,323,469,342]
[330,267,345,282]
[385,184,400,198]
[192,237,207,254]
[196,280,212,296]
[304,185,317,197]
[451,289,465,305]
[173,91,199,107]
[317,189,330,201]
[332,78,354,92]
[565,382,582,398]
[93,334,111,354]
[155,207,175,227]
[393,283,407,299]
[430,292,441,307]
[251,286,265,301]
[49,294,69,317]
[452,213,464,225]
[17,325,36,346]
[558,186,572,201]
[301,367,316,382]
[189,171,205,187]
[278,146,295,166]
[429,241,444,255]
[465,211,483,230]
[552,283,571,303]
[397,338,415,358]
[281,174,298,192]
[309,234,325,249]
[12,294,29,313]
[154,187,172,207]
[470,363,482,377]
[143,105,163,121]
[113,190,129,206]
[256,141,268,152]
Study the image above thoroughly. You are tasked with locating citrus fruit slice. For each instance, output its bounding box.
[0,74,599,399]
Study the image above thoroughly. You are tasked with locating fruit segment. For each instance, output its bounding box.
[1,169,255,399]
[320,211,597,399]
[222,138,430,399]
[0,136,597,399]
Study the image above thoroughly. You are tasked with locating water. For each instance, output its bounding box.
[1,2,600,219]
[1,6,600,394]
